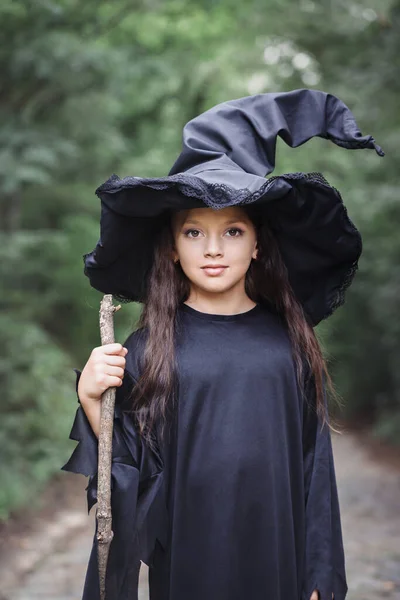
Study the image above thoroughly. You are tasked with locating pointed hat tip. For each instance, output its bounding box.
[372,140,385,157]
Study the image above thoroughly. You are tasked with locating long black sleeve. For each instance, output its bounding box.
[301,371,348,600]
[61,366,169,600]
[62,368,133,509]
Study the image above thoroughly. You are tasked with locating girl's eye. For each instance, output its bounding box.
[183,227,244,238]
[226,227,244,237]
[184,229,201,238]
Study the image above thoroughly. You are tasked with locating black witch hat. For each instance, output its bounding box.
[84,88,384,326]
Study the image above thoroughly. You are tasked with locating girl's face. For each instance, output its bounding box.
[171,206,258,296]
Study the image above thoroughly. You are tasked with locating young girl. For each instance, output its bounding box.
[62,89,384,600]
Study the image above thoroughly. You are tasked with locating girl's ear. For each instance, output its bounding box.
[252,245,258,261]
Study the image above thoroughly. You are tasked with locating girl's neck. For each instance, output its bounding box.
[182,297,258,317]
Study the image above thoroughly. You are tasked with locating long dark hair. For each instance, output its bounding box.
[129,205,340,449]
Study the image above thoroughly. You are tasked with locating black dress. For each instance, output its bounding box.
[62,301,348,600]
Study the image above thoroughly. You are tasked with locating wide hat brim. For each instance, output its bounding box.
[83,89,384,326]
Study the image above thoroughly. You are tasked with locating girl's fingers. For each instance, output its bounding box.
[100,343,128,356]
[104,365,125,378]
[106,376,124,388]
[104,354,127,368]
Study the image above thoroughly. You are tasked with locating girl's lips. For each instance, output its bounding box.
[202,266,228,276]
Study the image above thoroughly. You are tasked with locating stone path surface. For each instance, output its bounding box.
[2,430,400,600]
[333,432,400,600]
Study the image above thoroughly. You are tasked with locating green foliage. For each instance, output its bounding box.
[0,315,76,519]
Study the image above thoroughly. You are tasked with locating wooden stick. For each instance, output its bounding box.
[97,294,121,600]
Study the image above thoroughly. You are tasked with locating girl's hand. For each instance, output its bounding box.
[77,343,128,404]
[310,591,334,599]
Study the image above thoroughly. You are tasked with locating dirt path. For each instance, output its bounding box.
[2,430,400,600]
[333,431,400,599]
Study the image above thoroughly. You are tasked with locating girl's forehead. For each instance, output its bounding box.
[172,206,250,225]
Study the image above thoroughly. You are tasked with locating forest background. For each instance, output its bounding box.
[1,0,398,519]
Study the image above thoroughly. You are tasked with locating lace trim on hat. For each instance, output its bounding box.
[96,171,332,209]
[93,171,360,323]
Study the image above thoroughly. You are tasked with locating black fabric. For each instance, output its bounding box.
[61,367,169,599]
[81,88,384,326]
[62,301,348,600]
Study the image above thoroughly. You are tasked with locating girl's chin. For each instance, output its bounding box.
[192,279,240,294]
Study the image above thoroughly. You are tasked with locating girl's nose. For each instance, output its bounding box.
[204,232,224,256]
[204,239,224,257]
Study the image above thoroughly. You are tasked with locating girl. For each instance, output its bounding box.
[62,89,384,600]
